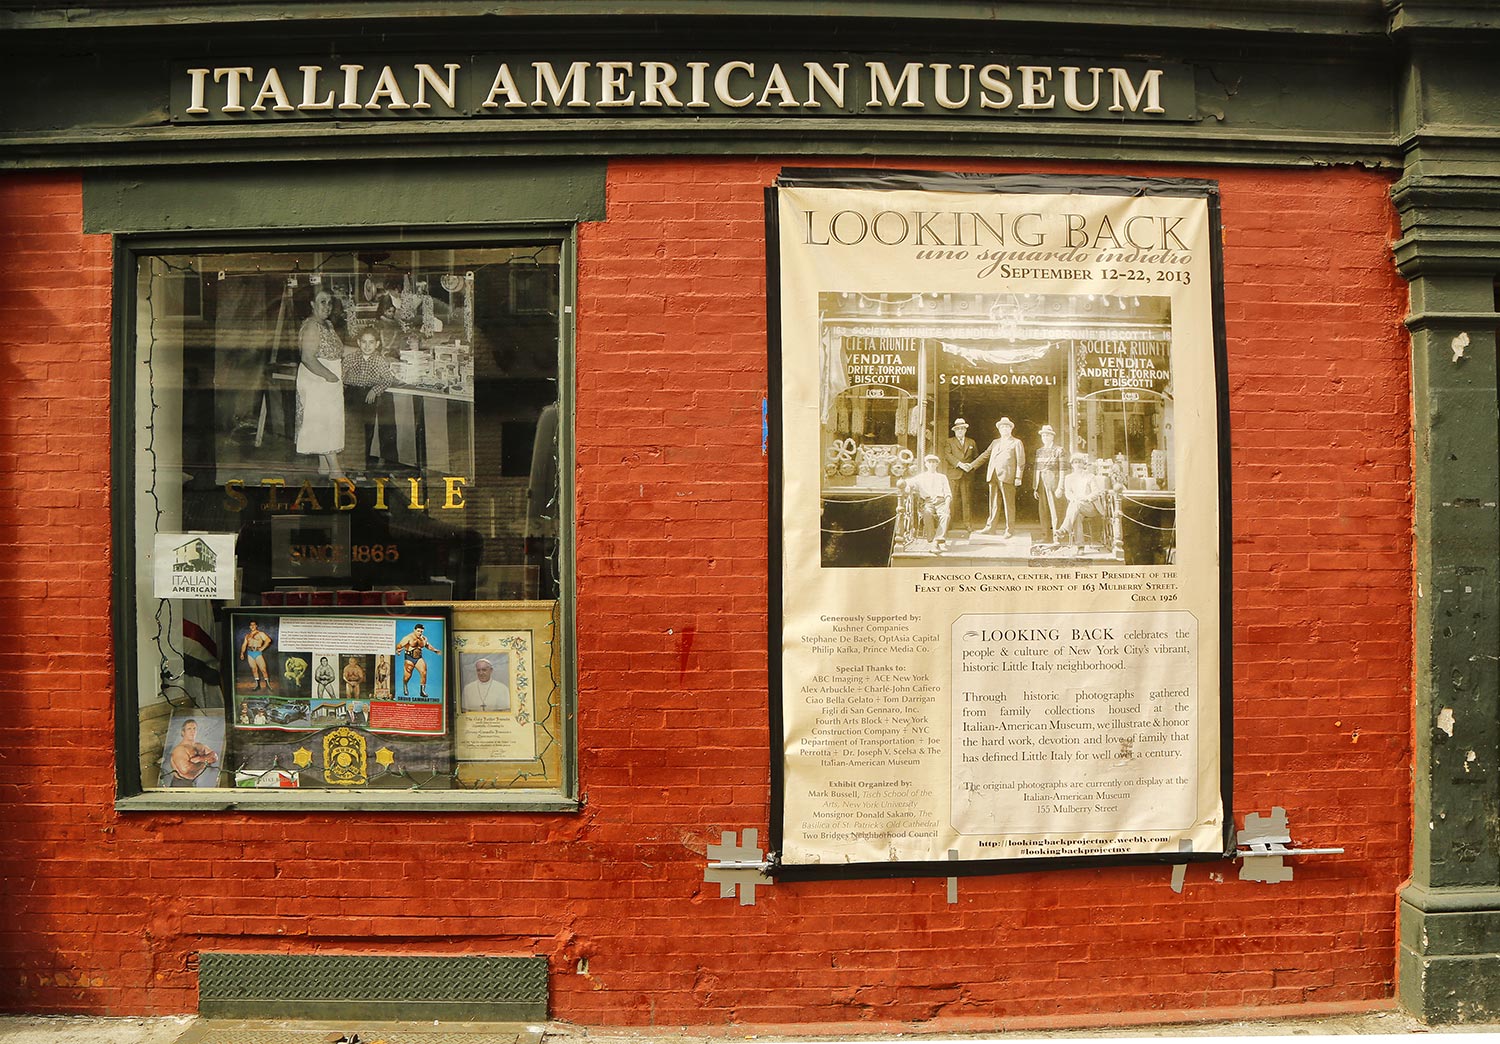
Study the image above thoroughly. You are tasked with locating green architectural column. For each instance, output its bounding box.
[1394,4,1500,1021]
[1398,235,1500,1023]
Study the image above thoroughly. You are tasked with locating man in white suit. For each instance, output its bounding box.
[962,417,1026,538]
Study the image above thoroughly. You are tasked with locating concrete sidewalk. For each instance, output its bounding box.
[0,1008,1496,1044]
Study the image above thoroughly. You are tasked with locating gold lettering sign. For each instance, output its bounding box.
[224,476,467,512]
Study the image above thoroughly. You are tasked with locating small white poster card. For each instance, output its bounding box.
[154,532,238,599]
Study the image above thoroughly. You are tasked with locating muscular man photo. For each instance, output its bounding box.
[394,623,442,699]
[240,620,273,692]
[167,719,218,788]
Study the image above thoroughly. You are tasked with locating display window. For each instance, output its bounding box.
[115,234,575,807]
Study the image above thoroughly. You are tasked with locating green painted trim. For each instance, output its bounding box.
[111,237,141,800]
[0,6,1402,171]
[82,159,606,233]
[1403,883,1500,914]
[1388,0,1500,36]
[1,1,1393,37]
[118,791,580,812]
[1401,904,1500,956]
[1401,892,1500,1022]
[22,126,1403,175]
[1405,309,1500,330]
[1399,239,1500,918]
[1398,939,1500,1023]
[1404,130,1500,150]
[1394,241,1500,275]
[1397,186,1500,208]
[557,227,580,804]
[1395,21,1500,1008]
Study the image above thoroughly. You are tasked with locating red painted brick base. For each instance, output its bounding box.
[0,159,1411,1025]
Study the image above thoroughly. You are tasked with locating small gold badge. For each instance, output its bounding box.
[323,727,367,785]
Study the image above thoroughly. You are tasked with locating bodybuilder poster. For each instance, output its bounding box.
[767,170,1231,877]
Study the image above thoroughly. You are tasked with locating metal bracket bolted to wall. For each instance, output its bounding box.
[704,829,773,906]
[1235,807,1343,884]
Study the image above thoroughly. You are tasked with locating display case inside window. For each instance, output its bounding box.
[122,241,571,803]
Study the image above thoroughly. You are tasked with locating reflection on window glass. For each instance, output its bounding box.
[130,244,566,795]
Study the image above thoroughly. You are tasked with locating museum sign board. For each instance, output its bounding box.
[171,56,1192,121]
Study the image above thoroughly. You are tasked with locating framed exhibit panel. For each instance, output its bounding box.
[420,599,567,791]
[113,232,576,809]
[766,169,1232,877]
[223,608,451,788]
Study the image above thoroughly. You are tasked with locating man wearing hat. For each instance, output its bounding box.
[1058,452,1109,542]
[905,453,953,550]
[1033,424,1067,540]
[963,417,1026,539]
[941,417,979,534]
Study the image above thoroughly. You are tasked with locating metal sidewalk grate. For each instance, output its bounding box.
[196,955,548,1022]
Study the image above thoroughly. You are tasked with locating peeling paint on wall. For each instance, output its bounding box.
[1438,708,1456,737]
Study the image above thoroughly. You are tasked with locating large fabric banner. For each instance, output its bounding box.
[767,170,1231,877]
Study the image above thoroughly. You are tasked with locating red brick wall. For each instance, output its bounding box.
[0,160,1412,1026]
[0,173,126,1005]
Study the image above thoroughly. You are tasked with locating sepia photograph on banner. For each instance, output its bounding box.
[818,290,1177,569]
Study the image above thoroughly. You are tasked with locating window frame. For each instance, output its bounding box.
[110,224,579,812]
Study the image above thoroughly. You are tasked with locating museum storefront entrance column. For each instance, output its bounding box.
[1394,10,1500,1022]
